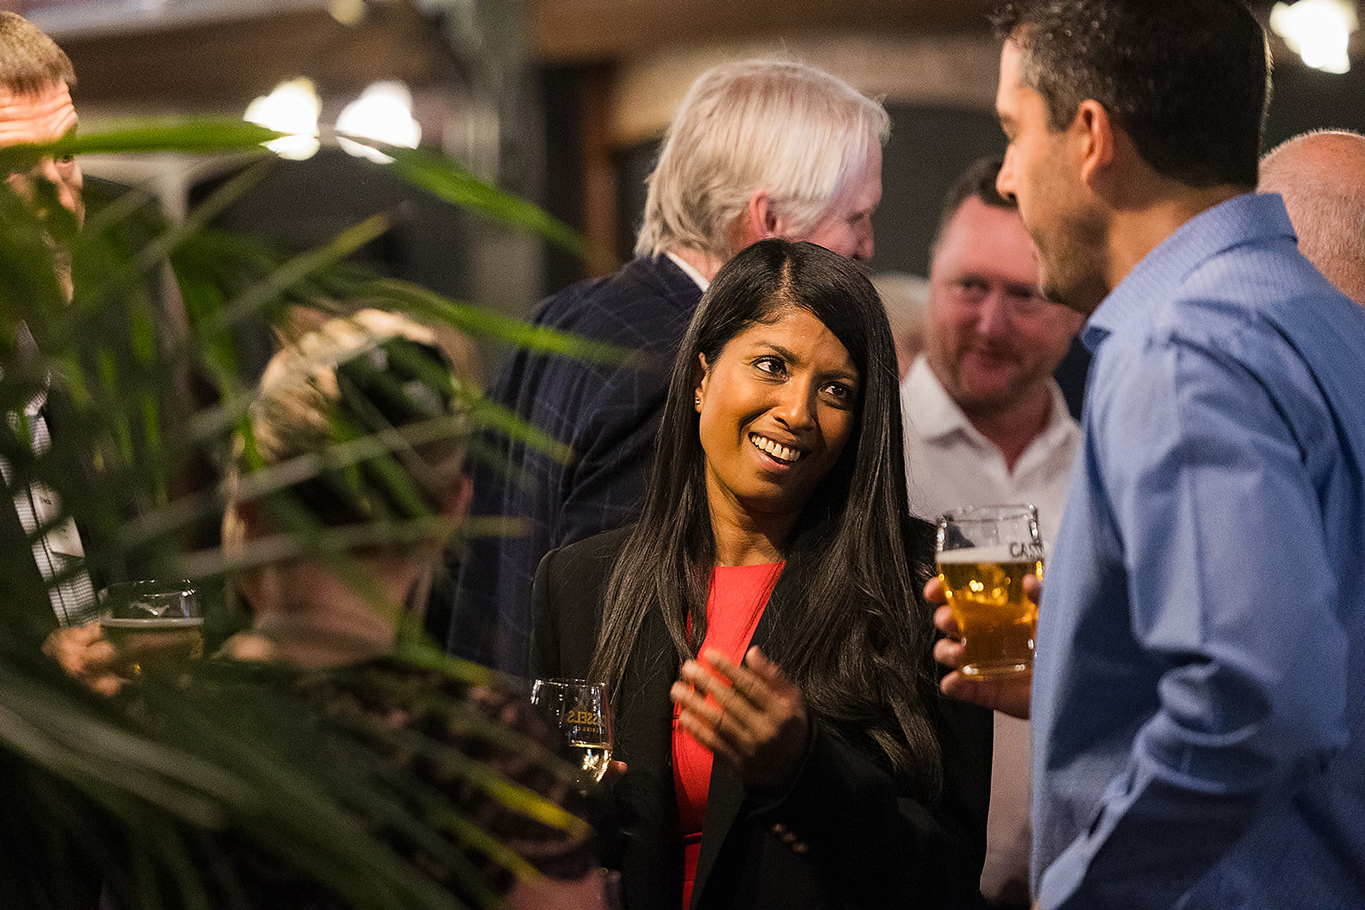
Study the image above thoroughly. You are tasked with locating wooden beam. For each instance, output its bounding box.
[527,0,1001,63]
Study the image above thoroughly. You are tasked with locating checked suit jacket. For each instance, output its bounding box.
[450,255,704,676]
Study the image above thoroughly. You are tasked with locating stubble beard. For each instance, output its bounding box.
[1035,217,1109,317]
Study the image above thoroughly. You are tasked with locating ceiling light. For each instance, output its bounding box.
[336,81,422,164]
[1270,0,1359,74]
[244,78,322,161]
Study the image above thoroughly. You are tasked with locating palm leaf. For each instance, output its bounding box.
[0,111,605,908]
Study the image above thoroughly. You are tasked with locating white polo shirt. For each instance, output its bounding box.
[900,353,1080,907]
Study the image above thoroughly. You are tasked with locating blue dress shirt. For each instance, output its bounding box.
[1032,193,1365,909]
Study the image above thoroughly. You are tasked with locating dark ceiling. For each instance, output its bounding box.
[35,1,460,111]
[34,0,1012,110]
[18,0,1362,111]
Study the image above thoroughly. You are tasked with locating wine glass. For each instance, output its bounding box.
[530,678,613,785]
[98,580,203,675]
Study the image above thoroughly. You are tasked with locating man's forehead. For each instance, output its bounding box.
[947,198,1027,240]
[934,201,1035,268]
[997,41,1023,89]
[0,81,77,149]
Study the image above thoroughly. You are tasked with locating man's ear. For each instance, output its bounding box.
[223,498,269,552]
[738,188,782,249]
[1073,99,1116,190]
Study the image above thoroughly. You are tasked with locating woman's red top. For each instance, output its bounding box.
[673,562,782,909]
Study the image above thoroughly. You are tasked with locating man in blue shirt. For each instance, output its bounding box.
[988,2,1365,907]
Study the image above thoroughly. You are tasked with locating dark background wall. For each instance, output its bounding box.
[193,57,1365,333]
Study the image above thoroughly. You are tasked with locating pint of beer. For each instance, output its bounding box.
[936,505,1043,678]
[98,581,204,674]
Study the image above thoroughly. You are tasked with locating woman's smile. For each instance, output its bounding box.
[749,432,804,465]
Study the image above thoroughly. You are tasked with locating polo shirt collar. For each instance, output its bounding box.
[903,354,972,443]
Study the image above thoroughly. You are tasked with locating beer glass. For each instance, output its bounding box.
[935,504,1044,677]
[98,581,203,674]
[530,678,613,786]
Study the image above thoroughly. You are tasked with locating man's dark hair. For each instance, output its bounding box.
[932,156,1012,256]
[0,12,75,95]
[992,0,1270,189]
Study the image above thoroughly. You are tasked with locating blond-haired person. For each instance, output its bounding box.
[57,311,609,910]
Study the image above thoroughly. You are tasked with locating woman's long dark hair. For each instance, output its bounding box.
[588,239,942,798]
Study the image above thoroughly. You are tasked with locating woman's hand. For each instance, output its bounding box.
[928,575,1035,720]
[671,646,809,794]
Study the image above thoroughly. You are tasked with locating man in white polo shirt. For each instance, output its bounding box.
[900,155,1081,909]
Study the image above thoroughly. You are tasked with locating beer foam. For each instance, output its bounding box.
[937,544,1029,564]
[99,616,204,630]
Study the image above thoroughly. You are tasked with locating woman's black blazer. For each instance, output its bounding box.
[531,527,994,910]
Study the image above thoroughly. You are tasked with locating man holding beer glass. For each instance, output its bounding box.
[943,2,1365,909]
[901,156,1080,908]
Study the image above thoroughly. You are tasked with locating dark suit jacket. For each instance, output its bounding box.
[451,255,704,675]
[0,384,104,640]
[531,528,994,910]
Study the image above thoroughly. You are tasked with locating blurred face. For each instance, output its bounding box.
[994,39,1107,315]
[925,197,1082,417]
[792,141,881,261]
[695,306,859,533]
[0,81,83,225]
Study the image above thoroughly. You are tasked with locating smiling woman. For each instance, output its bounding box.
[695,306,859,563]
[530,239,993,910]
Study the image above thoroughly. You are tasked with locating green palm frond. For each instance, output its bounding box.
[383,144,588,259]
[0,113,607,908]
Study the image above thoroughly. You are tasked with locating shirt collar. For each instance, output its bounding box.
[903,353,1075,449]
[14,321,48,415]
[1082,192,1296,352]
[664,250,710,292]
[903,354,969,441]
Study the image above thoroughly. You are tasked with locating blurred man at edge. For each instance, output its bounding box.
[1258,129,1365,306]
[0,11,95,636]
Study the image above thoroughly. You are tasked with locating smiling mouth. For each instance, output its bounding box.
[750,433,803,464]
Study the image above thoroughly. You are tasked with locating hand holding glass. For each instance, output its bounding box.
[530,678,613,785]
[935,504,1043,678]
[98,581,203,674]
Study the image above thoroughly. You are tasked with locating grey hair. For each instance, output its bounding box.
[634,58,889,261]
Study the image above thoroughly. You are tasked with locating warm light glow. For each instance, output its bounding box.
[1271,0,1358,74]
[244,78,322,160]
[327,0,365,26]
[336,81,422,163]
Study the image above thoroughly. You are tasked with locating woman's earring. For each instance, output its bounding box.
[694,393,702,409]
